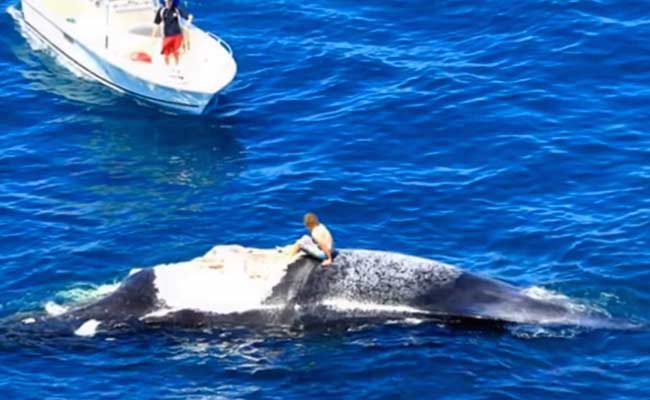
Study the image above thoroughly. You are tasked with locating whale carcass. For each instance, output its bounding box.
[7,245,633,336]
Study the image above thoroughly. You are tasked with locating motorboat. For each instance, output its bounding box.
[20,0,237,114]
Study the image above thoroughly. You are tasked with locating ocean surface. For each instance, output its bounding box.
[1,0,649,398]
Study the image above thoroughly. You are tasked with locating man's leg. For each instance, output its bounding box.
[170,35,182,67]
[289,235,312,257]
[289,241,301,257]
[181,29,188,52]
[164,54,170,65]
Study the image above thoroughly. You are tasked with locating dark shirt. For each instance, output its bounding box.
[154,6,189,37]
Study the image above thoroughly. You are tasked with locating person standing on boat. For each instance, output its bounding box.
[152,0,193,67]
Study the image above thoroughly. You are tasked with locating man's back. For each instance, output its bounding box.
[312,223,334,252]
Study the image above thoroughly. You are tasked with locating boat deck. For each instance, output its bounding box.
[42,0,95,20]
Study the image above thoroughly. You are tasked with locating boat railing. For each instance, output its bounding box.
[208,32,233,56]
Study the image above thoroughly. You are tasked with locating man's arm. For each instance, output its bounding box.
[179,8,193,24]
[152,8,162,38]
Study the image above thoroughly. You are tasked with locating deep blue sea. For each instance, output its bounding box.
[1,0,649,398]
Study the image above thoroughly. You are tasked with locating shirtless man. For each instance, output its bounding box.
[290,213,335,266]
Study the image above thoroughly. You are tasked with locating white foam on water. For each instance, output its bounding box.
[523,286,592,315]
[22,317,36,324]
[55,283,120,304]
[524,286,572,303]
[385,318,425,326]
[45,301,68,317]
[598,292,622,308]
[6,6,19,18]
[150,245,293,315]
[43,284,119,317]
[97,283,120,295]
[509,325,580,339]
[501,286,615,327]
[8,5,49,53]
[75,319,101,337]
[7,5,89,79]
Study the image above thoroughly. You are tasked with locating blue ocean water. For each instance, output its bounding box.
[1,0,649,398]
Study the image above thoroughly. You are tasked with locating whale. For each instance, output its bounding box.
[0,245,637,337]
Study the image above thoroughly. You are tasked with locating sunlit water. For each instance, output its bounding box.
[0,0,649,398]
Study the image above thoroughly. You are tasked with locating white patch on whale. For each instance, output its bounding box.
[150,245,297,315]
[322,298,427,315]
[75,319,101,337]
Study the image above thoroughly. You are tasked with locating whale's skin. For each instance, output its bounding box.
[1,248,632,336]
[61,268,159,328]
[265,250,571,326]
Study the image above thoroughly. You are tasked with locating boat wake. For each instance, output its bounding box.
[7,4,121,107]
[8,5,90,79]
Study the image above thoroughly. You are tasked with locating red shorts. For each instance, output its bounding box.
[161,34,183,56]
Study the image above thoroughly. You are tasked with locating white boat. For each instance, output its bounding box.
[20,0,237,114]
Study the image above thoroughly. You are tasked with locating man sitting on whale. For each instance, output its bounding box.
[290,213,335,266]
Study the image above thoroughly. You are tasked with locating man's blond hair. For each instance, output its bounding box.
[303,213,319,228]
